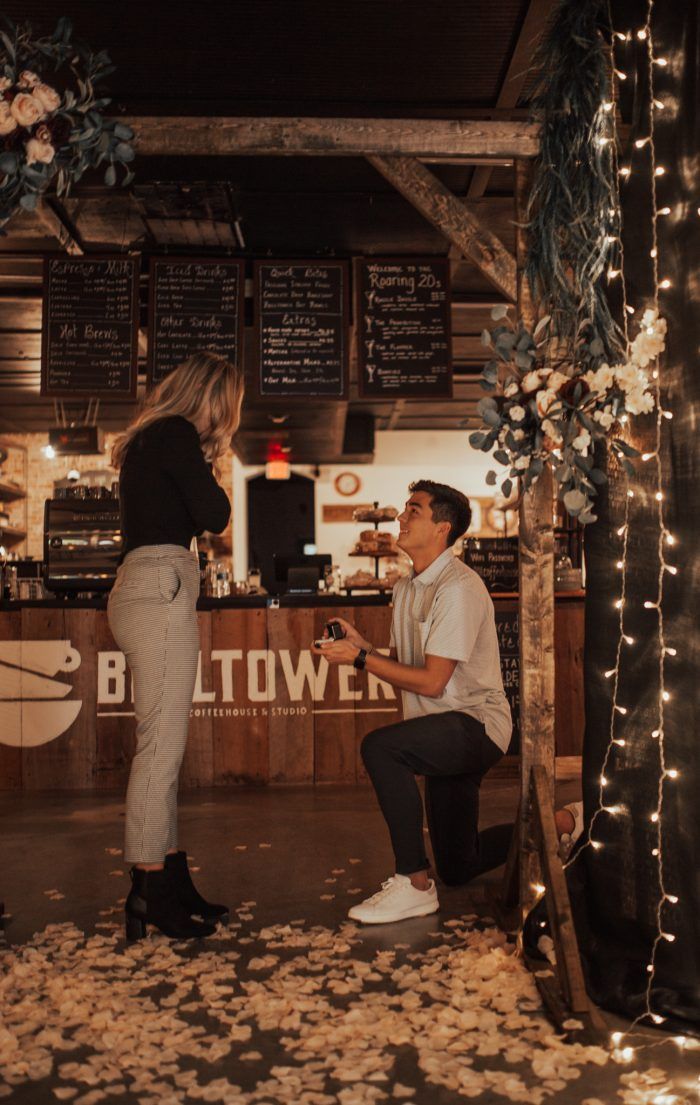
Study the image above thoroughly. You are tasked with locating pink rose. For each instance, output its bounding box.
[0,78,11,93]
[25,137,55,165]
[11,92,43,127]
[32,83,61,115]
[19,70,40,88]
[0,101,17,136]
[35,124,52,143]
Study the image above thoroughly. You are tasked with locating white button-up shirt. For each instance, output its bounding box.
[390,548,512,753]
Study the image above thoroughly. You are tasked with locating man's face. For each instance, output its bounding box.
[397,490,447,555]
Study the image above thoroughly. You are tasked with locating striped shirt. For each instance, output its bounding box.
[390,548,512,753]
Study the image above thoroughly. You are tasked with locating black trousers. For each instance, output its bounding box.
[361,711,512,884]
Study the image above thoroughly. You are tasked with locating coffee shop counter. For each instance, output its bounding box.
[0,592,584,792]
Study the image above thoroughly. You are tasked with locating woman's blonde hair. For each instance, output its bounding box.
[112,351,244,478]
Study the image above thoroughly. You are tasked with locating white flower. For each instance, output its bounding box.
[25,137,55,165]
[10,92,44,127]
[541,418,563,445]
[629,312,667,367]
[521,370,542,394]
[508,404,526,422]
[585,363,615,393]
[572,429,591,453]
[32,83,61,115]
[615,363,647,392]
[593,409,615,430]
[547,370,570,392]
[18,70,40,88]
[514,454,530,470]
[536,388,558,418]
[512,429,525,441]
[0,101,17,136]
[504,382,519,398]
[624,388,654,416]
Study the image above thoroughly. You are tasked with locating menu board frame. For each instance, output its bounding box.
[355,256,453,400]
[254,259,349,400]
[147,256,245,388]
[41,253,140,399]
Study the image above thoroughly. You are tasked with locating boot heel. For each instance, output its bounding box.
[125,912,147,942]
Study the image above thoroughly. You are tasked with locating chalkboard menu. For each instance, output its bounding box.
[356,258,452,399]
[255,261,348,398]
[495,606,519,754]
[148,258,245,386]
[41,255,139,398]
[465,537,519,592]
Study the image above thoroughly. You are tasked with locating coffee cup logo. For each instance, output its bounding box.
[0,641,82,748]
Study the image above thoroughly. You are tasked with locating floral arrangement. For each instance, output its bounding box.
[469,307,664,524]
[0,17,134,226]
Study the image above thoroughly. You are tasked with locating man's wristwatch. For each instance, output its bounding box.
[353,647,368,670]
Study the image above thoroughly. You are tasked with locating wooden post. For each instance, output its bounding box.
[515,158,556,918]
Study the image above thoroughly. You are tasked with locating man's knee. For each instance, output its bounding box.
[360,723,401,767]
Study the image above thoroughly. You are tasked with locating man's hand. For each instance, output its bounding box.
[311,638,361,665]
[323,616,371,650]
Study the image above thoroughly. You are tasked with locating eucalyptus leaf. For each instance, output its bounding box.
[469,432,487,449]
[514,350,533,370]
[481,329,492,347]
[589,467,607,485]
[563,488,586,515]
[613,438,639,458]
[493,449,509,466]
[621,457,635,477]
[486,470,497,486]
[104,163,116,186]
[477,396,498,414]
[501,478,513,499]
[0,153,18,174]
[482,408,502,427]
[491,304,509,320]
[19,193,37,211]
[114,142,135,162]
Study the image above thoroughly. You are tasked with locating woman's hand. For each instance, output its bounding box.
[311,638,361,665]
[325,616,371,650]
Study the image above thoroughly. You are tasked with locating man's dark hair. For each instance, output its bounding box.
[409,480,472,548]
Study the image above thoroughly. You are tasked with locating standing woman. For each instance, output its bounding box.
[109,351,244,941]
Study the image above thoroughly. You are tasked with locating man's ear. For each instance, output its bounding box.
[438,520,451,545]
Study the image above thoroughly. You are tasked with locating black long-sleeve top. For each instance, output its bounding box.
[118,416,231,561]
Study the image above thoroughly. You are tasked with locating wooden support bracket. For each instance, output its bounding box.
[366,154,517,301]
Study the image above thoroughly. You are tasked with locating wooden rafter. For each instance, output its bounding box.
[35,200,83,256]
[126,116,539,161]
[367,155,517,301]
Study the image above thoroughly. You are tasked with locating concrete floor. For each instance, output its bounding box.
[1,778,698,1104]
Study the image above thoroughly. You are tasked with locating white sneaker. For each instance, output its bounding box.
[347,874,439,925]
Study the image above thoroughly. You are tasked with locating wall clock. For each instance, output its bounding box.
[334,471,361,496]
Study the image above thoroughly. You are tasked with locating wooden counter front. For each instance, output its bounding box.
[0,599,584,791]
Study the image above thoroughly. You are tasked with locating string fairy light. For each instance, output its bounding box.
[564,0,680,1046]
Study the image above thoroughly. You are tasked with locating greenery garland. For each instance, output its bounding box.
[0,17,134,227]
[467,0,661,523]
[525,0,624,361]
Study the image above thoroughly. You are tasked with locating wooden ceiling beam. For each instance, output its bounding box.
[126,116,539,160]
[34,200,83,256]
[367,155,517,301]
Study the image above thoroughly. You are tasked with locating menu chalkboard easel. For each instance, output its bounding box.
[255,260,348,398]
[496,606,519,755]
[148,258,245,386]
[41,255,139,398]
[356,257,452,399]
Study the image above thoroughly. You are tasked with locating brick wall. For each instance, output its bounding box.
[0,432,234,565]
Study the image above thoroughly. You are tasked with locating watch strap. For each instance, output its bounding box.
[353,647,367,670]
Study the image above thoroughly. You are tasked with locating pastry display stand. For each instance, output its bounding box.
[346,501,398,594]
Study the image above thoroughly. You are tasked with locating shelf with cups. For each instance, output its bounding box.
[0,438,28,556]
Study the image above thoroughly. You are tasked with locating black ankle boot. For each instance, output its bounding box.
[125,866,216,942]
[165,851,229,924]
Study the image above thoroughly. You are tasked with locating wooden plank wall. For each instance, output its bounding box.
[0,603,583,790]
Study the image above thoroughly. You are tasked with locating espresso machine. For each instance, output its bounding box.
[44,485,122,595]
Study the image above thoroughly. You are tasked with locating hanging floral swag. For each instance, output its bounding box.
[469,308,665,524]
[0,17,134,227]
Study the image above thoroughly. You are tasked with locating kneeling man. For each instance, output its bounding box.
[314,480,512,924]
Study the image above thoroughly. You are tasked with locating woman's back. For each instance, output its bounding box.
[119,415,230,558]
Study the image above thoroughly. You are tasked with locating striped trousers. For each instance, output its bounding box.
[107,544,200,864]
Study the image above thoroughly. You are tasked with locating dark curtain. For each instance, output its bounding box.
[578,0,700,1029]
